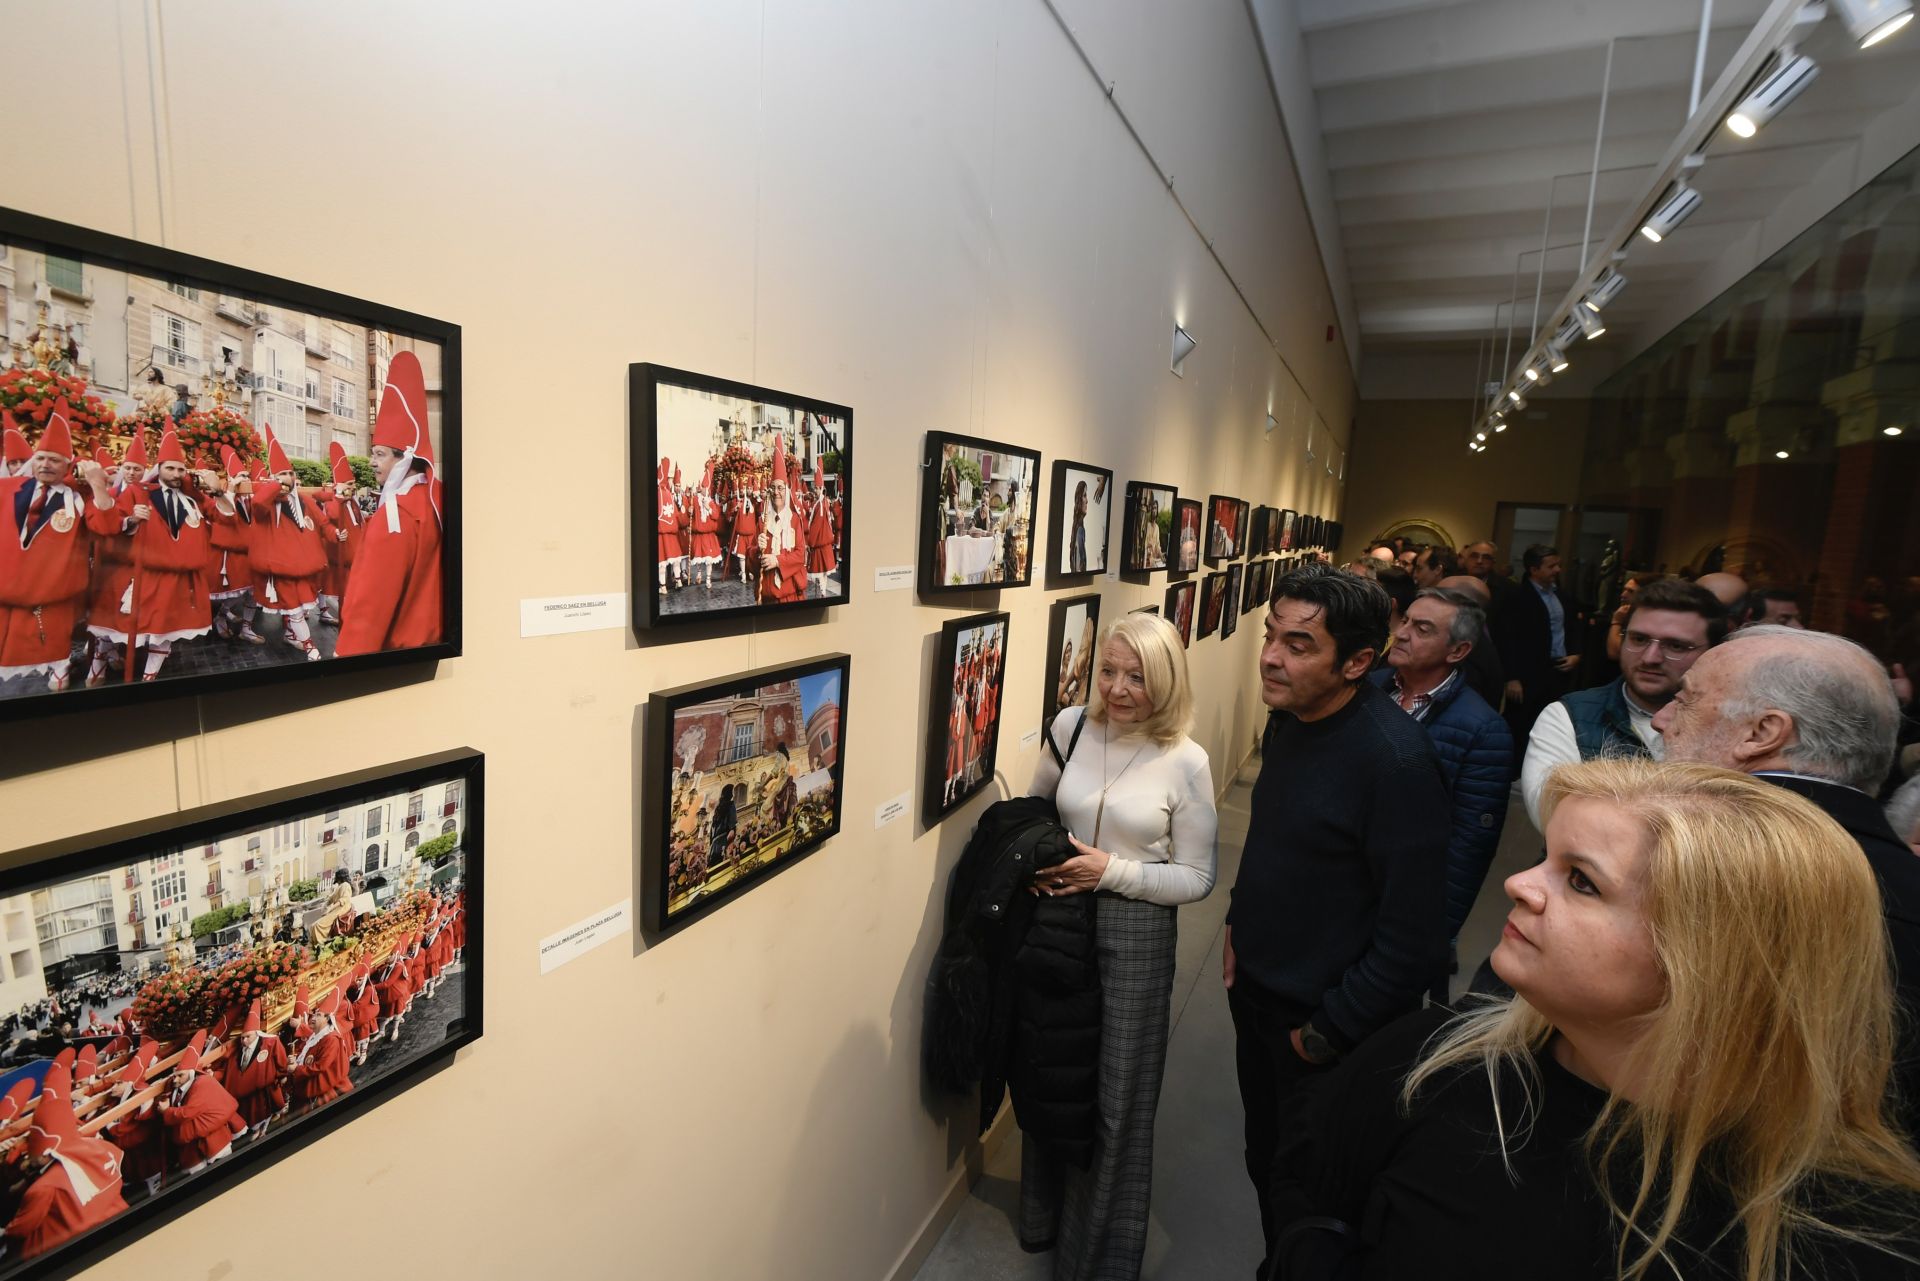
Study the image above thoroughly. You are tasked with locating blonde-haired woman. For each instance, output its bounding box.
[1268,758,1920,1281]
[1022,610,1218,1280]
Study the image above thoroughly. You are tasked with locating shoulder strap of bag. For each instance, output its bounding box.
[1046,707,1088,769]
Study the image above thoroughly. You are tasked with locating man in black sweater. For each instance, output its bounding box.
[1225,563,1450,1276]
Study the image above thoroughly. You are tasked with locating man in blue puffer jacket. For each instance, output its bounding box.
[1369,587,1513,947]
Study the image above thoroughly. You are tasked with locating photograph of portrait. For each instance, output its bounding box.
[1163,581,1195,647]
[1197,571,1228,639]
[0,750,481,1278]
[1206,494,1241,563]
[1171,498,1202,575]
[1048,462,1111,579]
[0,209,460,720]
[645,656,848,931]
[1121,481,1177,573]
[1278,508,1297,551]
[1221,564,1244,640]
[631,365,850,630]
[921,434,1040,594]
[1043,593,1101,734]
[925,612,1010,824]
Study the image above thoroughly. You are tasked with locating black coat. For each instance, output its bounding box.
[924,795,1101,1166]
[1491,577,1576,709]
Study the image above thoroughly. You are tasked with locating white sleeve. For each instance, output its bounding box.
[1520,702,1579,832]
[1097,749,1218,906]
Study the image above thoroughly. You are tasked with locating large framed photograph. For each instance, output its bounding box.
[1121,481,1176,573]
[643,655,848,933]
[1047,462,1111,579]
[0,208,461,721]
[1197,571,1229,639]
[1221,564,1244,640]
[1171,498,1202,576]
[1043,592,1101,734]
[921,433,1039,594]
[1206,494,1243,564]
[925,611,1009,824]
[0,749,480,1279]
[1164,580,1196,648]
[629,364,849,630]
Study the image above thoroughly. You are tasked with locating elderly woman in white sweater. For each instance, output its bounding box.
[1020,610,1218,1281]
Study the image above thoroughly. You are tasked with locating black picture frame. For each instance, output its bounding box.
[1278,509,1298,551]
[642,654,849,933]
[0,207,463,722]
[1235,501,1252,560]
[925,611,1010,824]
[1121,481,1177,574]
[629,363,852,631]
[1130,605,1160,616]
[1171,498,1202,576]
[1241,559,1267,615]
[1164,581,1195,647]
[1221,564,1244,639]
[1205,494,1242,564]
[1046,461,1112,579]
[1197,571,1229,639]
[1042,592,1102,734]
[0,749,483,1281]
[1264,507,1281,554]
[1248,506,1271,556]
[919,433,1041,595]
[1328,520,1344,552]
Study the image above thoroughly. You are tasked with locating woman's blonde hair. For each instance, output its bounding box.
[1084,612,1193,745]
[1405,758,1920,1280]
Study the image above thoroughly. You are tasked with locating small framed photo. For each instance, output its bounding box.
[1043,592,1102,734]
[1235,500,1252,559]
[644,654,849,933]
[1278,509,1298,551]
[1249,506,1271,556]
[1121,481,1177,573]
[1197,571,1229,639]
[1164,581,1196,647]
[630,364,850,630]
[921,433,1041,593]
[1242,559,1268,615]
[926,611,1010,824]
[1206,494,1242,563]
[1328,520,1344,552]
[1047,461,1112,578]
[1221,564,1244,639]
[1263,507,1281,553]
[1171,498,1202,575]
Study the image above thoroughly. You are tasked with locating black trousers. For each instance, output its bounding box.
[1228,976,1332,1280]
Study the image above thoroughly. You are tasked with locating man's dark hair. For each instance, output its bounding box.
[1270,561,1390,669]
[1522,544,1558,572]
[1376,566,1417,618]
[1627,576,1729,644]
[1418,544,1459,578]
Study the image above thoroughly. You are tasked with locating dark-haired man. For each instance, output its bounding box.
[1492,544,1580,765]
[1224,562,1449,1274]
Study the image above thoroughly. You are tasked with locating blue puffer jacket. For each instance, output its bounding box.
[1369,668,1514,935]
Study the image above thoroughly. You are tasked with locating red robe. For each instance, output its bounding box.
[322,492,363,598]
[289,1028,352,1109]
[83,482,213,645]
[805,503,837,574]
[758,510,808,603]
[656,486,683,562]
[161,1073,244,1166]
[374,961,413,1020]
[85,482,135,627]
[406,951,429,993]
[249,485,334,613]
[730,498,758,558]
[688,495,722,564]
[105,1100,166,1183]
[348,984,380,1044]
[219,1036,288,1127]
[3,1148,127,1262]
[0,477,92,677]
[204,493,254,600]
[334,481,441,656]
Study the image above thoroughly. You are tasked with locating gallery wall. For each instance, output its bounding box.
[0,2,1350,1278]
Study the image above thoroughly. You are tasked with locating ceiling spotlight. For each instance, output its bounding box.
[1576,306,1607,340]
[1775,449,1791,459]
[1493,421,1508,432]
[1546,342,1570,373]
[1884,425,1904,436]
[1508,389,1528,409]
[1834,0,1914,47]
[1523,354,1554,387]
[1727,52,1819,138]
[1475,431,1487,442]
[1584,267,1628,312]
[1640,182,1702,243]
[1170,324,1197,376]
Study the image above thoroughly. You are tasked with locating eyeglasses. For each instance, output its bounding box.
[1621,631,1704,658]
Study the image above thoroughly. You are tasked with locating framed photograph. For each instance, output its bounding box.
[1328,520,1344,552]
[643,654,848,933]
[1248,506,1271,557]
[0,208,461,721]
[1171,498,1202,576]
[1264,507,1281,554]
[921,433,1040,594]
[1206,494,1242,564]
[1164,581,1196,647]
[630,365,850,630]
[1120,481,1177,573]
[1235,501,1252,559]
[1197,571,1229,639]
[1278,509,1297,551]
[1242,559,1268,615]
[1043,593,1102,733]
[926,612,1010,824]
[1221,564,1244,639]
[0,749,481,1280]
[1047,462,1111,579]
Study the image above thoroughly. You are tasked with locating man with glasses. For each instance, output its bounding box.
[1518,577,1726,829]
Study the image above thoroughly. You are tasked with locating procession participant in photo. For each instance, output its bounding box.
[1,413,30,479]
[103,1047,165,1195]
[218,1000,287,1141]
[374,939,414,1044]
[674,468,694,584]
[247,429,339,661]
[80,431,145,684]
[280,985,310,1057]
[203,446,262,645]
[316,442,363,626]
[287,993,352,1111]
[0,400,93,692]
[346,965,379,1066]
[654,459,682,597]
[805,459,837,577]
[159,1031,244,1175]
[688,462,724,591]
[3,1063,126,1263]
[757,433,809,604]
[80,426,213,684]
[730,485,758,585]
[405,931,430,1000]
[336,352,444,656]
[71,1045,98,1094]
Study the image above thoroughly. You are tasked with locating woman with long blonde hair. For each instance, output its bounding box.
[1268,758,1920,1281]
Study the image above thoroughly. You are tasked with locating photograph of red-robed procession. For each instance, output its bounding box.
[631,364,850,631]
[925,611,1010,825]
[645,656,849,932]
[0,209,459,718]
[0,751,480,1279]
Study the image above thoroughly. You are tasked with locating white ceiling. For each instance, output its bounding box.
[1286,0,1920,397]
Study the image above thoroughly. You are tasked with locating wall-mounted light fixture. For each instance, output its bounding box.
[1834,0,1914,47]
[1170,325,1197,377]
[1727,51,1819,137]
[1640,181,1702,243]
[1265,412,1277,436]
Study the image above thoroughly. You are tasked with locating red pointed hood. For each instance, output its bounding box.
[35,397,75,459]
[126,427,151,469]
[2,411,28,462]
[26,1063,77,1158]
[329,440,354,486]
[25,1062,123,1205]
[369,351,439,524]
[264,427,292,476]
[0,1078,35,1122]
[771,431,787,489]
[177,1028,209,1075]
[243,998,263,1036]
[74,1044,97,1080]
[220,446,243,478]
[156,427,188,468]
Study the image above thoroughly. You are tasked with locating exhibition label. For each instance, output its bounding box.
[873,565,915,592]
[538,899,632,974]
[875,790,912,829]
[520,592,628,637]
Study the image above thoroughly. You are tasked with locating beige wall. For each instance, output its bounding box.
[1340,398,1589,562]
[0,3,1350,1280]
